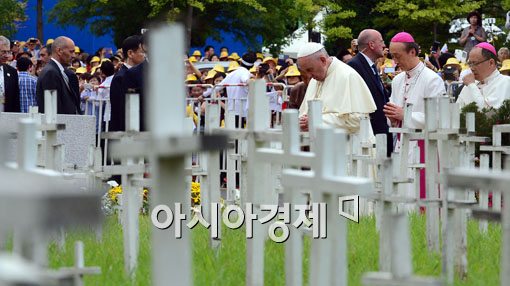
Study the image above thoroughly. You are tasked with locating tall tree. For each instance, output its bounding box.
[48,0,153,47]
[37,0,43,40]
[0,0,27,38]
[373,0,484,47]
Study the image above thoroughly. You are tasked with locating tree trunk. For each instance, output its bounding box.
[433,22,437,42]
[37,0,43,41]
[185,5,193,51]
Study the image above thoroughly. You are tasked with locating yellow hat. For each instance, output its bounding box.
[220,51,228,59]
[75,67,87,74]
[444,57,461,68]
[263,57,277,65]
[460,62,469,71]
[101,58,111,63]
[227,61,239,72]
[91,66,99,74]
[228,52,240,61]
[256,52,264,60]
[90,56,100,63]
[285,65,301,77]
[188,57,197,63]
[192,50,201,57]
[249,66,257,73]
[204,70,217,81]
[46,39,54,45]
[185,74,198,82]
[500,59,510,72]
[213,64,225,73]
[276,65,281,72]
[74,46,80,53]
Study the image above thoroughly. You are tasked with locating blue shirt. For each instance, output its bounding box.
[18,71,38,113]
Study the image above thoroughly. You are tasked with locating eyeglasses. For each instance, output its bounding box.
[0,50,12,55]
[467,58,490,68]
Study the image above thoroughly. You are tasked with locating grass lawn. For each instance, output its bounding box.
[47,214,500,285]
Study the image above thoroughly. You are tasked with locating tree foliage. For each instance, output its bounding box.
[48,0,152,47]
[46,0,510,54]
[0,0,27,38]
[373,0,484,46]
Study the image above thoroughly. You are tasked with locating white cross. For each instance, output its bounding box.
[109,25,227,286]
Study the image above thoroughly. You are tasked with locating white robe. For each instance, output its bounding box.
[389,62,445,209]
[457,70,510,110]
[299,57,377,133]
[389,62,445,130]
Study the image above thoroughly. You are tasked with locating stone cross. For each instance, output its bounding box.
[0,121,102,271]
[480,124,510,212]
[446,159,510,286]
[281,127,374,286]
[362,213,443,286]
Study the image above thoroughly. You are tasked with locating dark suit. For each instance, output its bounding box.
[36,59,81,114]
[109,64,129,131]
[122,61,146,131]
[2,64,20,112]
[348,53,393,156]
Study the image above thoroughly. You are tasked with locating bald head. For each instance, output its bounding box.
[52,36,75,66]
[357,29,385,61]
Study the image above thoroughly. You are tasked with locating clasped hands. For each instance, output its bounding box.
[383,102,404,125]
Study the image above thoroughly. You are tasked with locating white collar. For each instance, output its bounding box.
[124,63,132,69]
[51,58,65,72]
[405,61,424,78]
[479,69,500,85]
[360,52,376,68]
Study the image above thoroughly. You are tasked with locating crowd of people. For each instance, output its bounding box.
[0,10,509,142]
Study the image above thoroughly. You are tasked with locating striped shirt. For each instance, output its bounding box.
[18,71,38,113]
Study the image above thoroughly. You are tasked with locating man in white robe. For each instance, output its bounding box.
[297,43,377,134]
[383,32,445,208]
[457,42,510,110]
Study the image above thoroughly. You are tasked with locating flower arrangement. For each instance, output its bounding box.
[191,181,201,206]
[101,181,201,215]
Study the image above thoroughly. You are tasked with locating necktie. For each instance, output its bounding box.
[371,64,384,92]
[61,69,70,88]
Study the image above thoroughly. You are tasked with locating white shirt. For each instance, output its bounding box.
[51,58,65,74]
[99,75,114,121]
[360,52,376,72]
[457,69,510,110]
[389,61,445,129]
[219,67,251,116]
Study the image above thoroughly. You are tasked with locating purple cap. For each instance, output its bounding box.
[391,32,415,43]
[475,42,497,56]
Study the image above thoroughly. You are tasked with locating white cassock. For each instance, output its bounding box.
[299,57,377,133]
[457,70,510,110]
[299,57,377,215]
[389,61,445,209]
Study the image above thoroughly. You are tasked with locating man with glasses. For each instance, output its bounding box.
[348,29,392,156]
[383,32,445,209]
[0,35,20,112]
[457,42,510,110]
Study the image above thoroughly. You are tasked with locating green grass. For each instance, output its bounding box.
[45,214,500,285]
